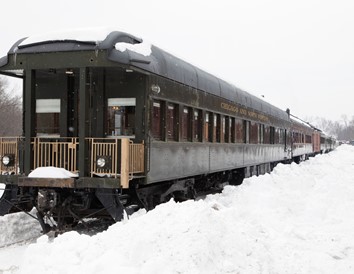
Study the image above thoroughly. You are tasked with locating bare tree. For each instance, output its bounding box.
[0,76,22,136]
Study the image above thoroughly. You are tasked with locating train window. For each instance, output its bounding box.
[225,117,231,143]
[221,116,226,143]
[107,98,136,137]
[235,119,243,143]
[230,117,236,143]
[205,112,210,142]
[216,114,221,143]
[279,129,285,144]
[244,120,250,144]
[151,100,163,140]
[181,106,191,141]
[264,125,270,144]
[213,114,217,142]
[306,135,312,143]
[250,121,259,144]
[36,99,60,137]
[193,109,202,142]
[207,112,214,142]
[274,128,280,144]
[259,124,264,144]
[166,103,178,141]
[270,127,275,144]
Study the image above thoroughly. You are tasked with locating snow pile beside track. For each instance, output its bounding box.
[0,210,41,247]
[1,145,354,273]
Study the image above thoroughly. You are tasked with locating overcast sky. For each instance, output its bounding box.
[1,0,353,121]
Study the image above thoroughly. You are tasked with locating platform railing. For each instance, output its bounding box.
[88,138,120,177]
[0,137,22,174]
[0,136,144,188]
[129,141,145,173]
[32,137,79,173]
[88,137,145,188]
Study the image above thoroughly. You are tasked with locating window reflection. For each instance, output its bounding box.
[181,107,191,141]
[152,100,162,140]
[36,99,60,137]
[107,98,136,137]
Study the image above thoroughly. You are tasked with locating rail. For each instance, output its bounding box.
[0,137,22,174]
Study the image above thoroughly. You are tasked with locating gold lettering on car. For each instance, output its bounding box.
[221,102,239,113]
[221,102,269,122]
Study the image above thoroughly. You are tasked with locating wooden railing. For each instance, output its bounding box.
[129,141,145,173]
[32,137,79,173]
[88,138,145,188]
[0,137,22,174]
[88,138,120,177]
[0,136,144,188]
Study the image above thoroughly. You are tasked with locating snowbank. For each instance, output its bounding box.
[0,210,41,247]
[1,145,354,273]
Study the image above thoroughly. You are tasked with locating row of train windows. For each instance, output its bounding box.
[293,132,312,144]
[151,100,291,144]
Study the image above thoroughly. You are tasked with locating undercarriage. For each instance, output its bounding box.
[0,168,246,234]
[0,184,139,233]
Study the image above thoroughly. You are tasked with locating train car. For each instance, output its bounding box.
[290,117,316,163]
[0,29,332,232]
[320,133,337,153]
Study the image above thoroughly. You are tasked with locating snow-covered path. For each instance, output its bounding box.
[1,145,354,273]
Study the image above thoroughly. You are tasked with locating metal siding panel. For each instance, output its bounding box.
[147,143,209,183]
[243,145,289,166]
[209,144,244,171]
[292,144,313,157]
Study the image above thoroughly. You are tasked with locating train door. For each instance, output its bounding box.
[35,68,80,138]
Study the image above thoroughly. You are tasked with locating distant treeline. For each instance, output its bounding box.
[0,77,22,136]
[306,116,354,142]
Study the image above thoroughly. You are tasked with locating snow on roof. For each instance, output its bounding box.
[18,27,152,57]
[19,27,117,46]
[115,41,151,56]
[28,167,78,178]
[290,115,314,129]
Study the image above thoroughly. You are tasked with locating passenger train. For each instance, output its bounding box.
[0,29,336,232]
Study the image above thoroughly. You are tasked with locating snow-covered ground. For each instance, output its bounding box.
[1,145,354,273]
